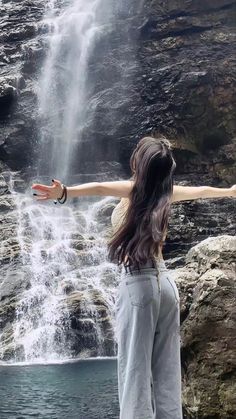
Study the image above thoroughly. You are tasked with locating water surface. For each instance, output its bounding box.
[0,357,119,419]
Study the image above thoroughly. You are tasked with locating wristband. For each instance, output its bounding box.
[57,185,67,204]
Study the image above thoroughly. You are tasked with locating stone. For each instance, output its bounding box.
[96,200,119,225]
[170,235,236,419]
[0,81,17,117]
[0,195,15,211]
[60,289,115,357]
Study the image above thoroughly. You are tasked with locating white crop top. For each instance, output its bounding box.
[111,197,130,232]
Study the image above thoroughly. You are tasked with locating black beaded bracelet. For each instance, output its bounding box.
[57,185,67,204]
[58,185,65,199]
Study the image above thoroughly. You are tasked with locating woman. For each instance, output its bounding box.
[32,135,236,419]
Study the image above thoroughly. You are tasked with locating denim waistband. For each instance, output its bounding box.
[121,258,167,276]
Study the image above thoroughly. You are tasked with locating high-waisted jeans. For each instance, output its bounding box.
[114,258,183,419]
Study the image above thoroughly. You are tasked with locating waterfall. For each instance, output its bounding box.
[10,188,119,363]
[37,0,111,180]
[2,0,122,364]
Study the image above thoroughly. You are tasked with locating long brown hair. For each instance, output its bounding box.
[108,135,176,272]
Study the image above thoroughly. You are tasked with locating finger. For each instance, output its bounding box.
[31,184,52,192]
[33,191,49,197]
[52,179,62,186]
[31,183,49,190]
[33,190,48,195]
[35,195,50,201]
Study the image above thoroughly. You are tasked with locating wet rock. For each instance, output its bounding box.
[0,296,18,330]
[61,279,76,295]
[170,235,236,419]
[0,173,9,194]
[164,197,236,261]
[0,238,22,266]
[70,232,86,241]
[70,238,86,252]
[0,195,15,211]
[0,327,24,361]
[72,210,87,233]
[99,267,117,288]
[96,200,118,225]
[62,289,115,357]
[0,267,31,303]
[0,81,17,118]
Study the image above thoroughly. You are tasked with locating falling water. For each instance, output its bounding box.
[9,187,119,363]
[37,0,112,180]
[1,0,122,363]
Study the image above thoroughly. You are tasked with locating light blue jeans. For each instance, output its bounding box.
[115,258,182,419]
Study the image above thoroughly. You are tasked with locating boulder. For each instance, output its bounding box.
[61,289,115,357]
[170,235,236,418]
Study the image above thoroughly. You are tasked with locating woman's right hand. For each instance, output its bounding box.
[31,179,64,201]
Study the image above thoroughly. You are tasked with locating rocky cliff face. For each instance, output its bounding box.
[172,235,236,419]
[0,0,235,178]
[87,0,236,178]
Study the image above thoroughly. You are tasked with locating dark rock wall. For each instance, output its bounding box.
[0,0,235,181]
[0,0,47,169]
[82,0,236,180]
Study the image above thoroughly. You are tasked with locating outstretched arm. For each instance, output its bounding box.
[68,180,133,198]
[171,184,236,202]
[31,179,236,201]
[95,183,236,201]
[31,179,133,200]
